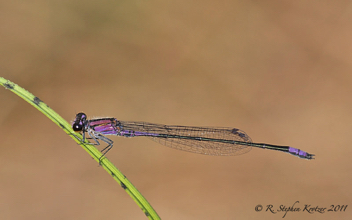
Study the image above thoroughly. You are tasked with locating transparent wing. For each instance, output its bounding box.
[120,121,252,156]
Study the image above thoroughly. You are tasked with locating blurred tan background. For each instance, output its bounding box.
[1,1,351,219]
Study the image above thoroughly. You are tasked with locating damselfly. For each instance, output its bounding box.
[72,113,314,162]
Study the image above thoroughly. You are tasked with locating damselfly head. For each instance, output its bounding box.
[72,112,87,132]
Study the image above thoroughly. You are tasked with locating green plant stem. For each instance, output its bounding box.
[0,77,160,220]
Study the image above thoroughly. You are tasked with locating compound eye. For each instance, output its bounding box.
[72,123,83,132]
